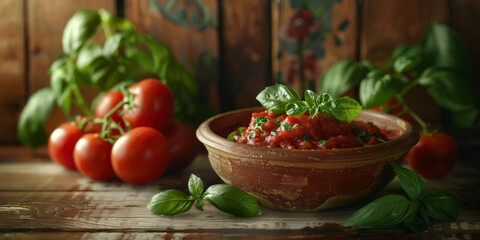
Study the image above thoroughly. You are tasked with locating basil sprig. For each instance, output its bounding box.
[319,22,480,128]
[256,84,361,122]
[148,174,261,217]
[345,162,460,233]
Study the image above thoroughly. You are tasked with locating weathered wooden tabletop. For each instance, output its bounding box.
[0,147,479,239]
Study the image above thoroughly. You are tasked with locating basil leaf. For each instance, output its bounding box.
[17,88,56,148]
[141,36,172,79]
[345,194,413,228]
[77,44,103,69]
[393,45,424,74]
[194,198,205,211]
[319,60,371,98]
[451,109,480,128]
[62,10,101,57]
[256,84,301,115]
[50,66,71,115]
[227,132,235,141]
[421,22,469,74]
[304,90,317,106]
[418,67,479,113]
[88,55,121,90]
[188,174,204,199]
[204,184,261,217]
[359,70,408,108]
[147,189,194,216]
[325,96,362,123]
[389,162,424,200]
[403,207,430,234]
[103,32,123,56]
[422,193,461,221]
[286,101,308,116]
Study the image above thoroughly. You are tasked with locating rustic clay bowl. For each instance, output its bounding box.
[196,107,419,211]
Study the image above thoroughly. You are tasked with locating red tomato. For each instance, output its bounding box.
[370,98,413,124]
[95,90,126,135]
[111,127,170,184]
[74,133,114,181]
[406,132,458,179]
[123,79,175,131]
[48,123,89,170]
[164,121,200,172]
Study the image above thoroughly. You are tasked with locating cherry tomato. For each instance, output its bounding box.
[123,79,175,131]
[111,127,170,184]
[48,122,90,170]
[164,121,200,172]
[406,132,458,179]
[95,90,126,135]
[74,133,114,181]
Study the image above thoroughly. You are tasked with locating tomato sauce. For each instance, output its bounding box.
[232,110,388,149]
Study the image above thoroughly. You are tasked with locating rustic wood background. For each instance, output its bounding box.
[1,0,479,145]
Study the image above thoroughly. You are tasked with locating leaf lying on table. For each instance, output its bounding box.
[345,162,460,234]
[147,174,261,217]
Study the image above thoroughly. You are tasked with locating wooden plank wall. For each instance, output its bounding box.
[0,0,479,145]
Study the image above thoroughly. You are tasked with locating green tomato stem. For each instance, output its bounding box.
[395,95,429,133]
[71,83,94,117]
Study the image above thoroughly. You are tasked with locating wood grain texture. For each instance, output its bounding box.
[27,0,116,134]
[0,0,26,144]
[219,0,271,111]
[360,0,449,127]
[450,0,480,113]
[126,0,220,111]
[272,0,359,94]
[0,152,479,239]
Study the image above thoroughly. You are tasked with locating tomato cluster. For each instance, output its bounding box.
[48,79,200,184]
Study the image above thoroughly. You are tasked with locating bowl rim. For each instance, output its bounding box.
[197,107,419,163]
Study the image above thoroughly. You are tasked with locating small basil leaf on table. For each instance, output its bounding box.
[256,84,301,115]
[389,162,424,200]
[204,184,262,217]
[422,192,461,221]
[345,194,414,228]
[188,174,204,199]
[194,198,205,211]
[147,189,194,216]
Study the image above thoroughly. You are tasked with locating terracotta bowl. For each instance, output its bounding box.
[196,107,419,211]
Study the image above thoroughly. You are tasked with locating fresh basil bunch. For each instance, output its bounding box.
[148,174,262,217]
[256,84,362,122]
[345,162,460,233]
[319,22,480,128]
[17,9,205,148]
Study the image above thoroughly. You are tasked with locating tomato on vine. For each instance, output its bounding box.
[111,127,170,184]
[74,133,115,181]
[406,132,458,179]
[95,90,127,135]
[48,120,98,170]
[123,79,175,131]
[164,121,200,172]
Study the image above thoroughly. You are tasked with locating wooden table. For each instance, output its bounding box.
[1,147,479,239]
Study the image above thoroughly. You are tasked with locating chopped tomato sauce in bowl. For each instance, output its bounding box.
[197,107,418,211]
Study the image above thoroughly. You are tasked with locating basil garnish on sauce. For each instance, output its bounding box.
[256,84,361,122]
